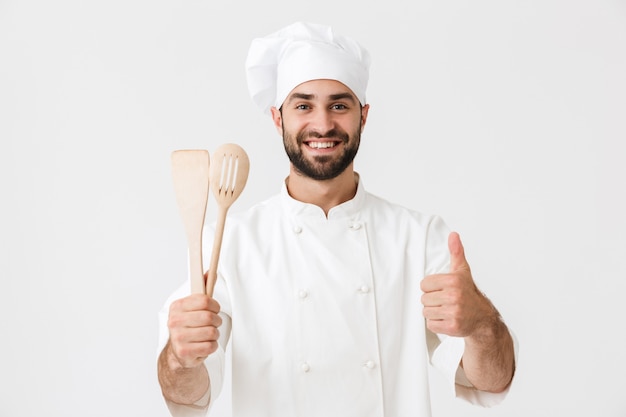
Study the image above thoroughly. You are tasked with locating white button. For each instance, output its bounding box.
[359,285,370,294]
[293,225,303,234]
[301,362,311,372]
[364,360,376,369]
[350,222,362,230]
[298,290,308,299]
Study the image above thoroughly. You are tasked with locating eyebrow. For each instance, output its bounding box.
[286,91,358,104]
[329,92,357,103]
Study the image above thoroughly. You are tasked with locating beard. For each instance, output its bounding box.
[282,126,361,181]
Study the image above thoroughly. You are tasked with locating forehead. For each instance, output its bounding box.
[287,79,358,101]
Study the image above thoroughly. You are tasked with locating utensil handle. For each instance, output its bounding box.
[206,206,227,297]
[188,234,205,294]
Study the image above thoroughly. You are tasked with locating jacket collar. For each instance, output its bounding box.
[280,172,366,219]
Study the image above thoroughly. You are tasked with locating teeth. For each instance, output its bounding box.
[308,141,336,149]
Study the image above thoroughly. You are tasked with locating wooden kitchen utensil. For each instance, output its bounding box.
[171,150,210,294]
[206,143,249,297]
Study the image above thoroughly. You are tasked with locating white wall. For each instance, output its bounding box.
[1,1,625,416]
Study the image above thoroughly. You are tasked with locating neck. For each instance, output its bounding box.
[286,166,358,216]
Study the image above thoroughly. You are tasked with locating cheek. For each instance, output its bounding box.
[282,120,306,137]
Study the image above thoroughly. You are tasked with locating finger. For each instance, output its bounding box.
[172,294,221,314]
[420,274,441,293]
[422,306,446,321]
[448,231,470,272]
[179,326,221,344]
[420,290,444,307]
[170,310,222,329]
[421,273,458,293]
[186,310,223,328]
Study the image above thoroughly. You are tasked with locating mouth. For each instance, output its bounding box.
[305,140,340,150]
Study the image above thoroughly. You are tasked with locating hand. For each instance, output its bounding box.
[421,232,495,337]
[166,294,222,369]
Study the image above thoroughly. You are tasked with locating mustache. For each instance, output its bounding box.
[297,128,349,143]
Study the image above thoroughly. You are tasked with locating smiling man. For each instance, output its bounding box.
[277,82,366,181]
[273,79,369,213]
[157,22,516,417]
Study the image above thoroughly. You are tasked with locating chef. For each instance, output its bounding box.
[157,21,516,417]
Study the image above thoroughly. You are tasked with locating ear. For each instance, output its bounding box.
[270,107,283,136]
[360,104,370,133]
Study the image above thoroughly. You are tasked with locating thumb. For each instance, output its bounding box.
[448,231,470,272]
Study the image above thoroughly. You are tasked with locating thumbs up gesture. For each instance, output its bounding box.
[420,232,497,337]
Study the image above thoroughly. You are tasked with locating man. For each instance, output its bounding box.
[157,22,516,417]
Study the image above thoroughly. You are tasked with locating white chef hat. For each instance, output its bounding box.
[245,22,371,114]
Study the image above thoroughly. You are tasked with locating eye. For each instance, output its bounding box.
[331,103,348,110]
[295,104,310,110]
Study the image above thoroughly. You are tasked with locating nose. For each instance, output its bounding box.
[308,109,335,136]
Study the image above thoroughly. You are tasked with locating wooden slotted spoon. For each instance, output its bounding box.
[171,150,210,294]
[206,143,250,297]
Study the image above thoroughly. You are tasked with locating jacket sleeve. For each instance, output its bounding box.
[423,215,518,407]
[157,275,232,416]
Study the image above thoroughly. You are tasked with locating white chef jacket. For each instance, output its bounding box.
[158,175,513,417]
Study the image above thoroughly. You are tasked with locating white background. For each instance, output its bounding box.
[1,0,625,416]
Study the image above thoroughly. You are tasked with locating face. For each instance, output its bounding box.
[271,79,369,181]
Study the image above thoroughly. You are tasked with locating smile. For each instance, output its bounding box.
[306,141,338,149]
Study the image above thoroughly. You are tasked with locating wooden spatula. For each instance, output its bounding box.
[206,144,250,297]
[171,150,210,294]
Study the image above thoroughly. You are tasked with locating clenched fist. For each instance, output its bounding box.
[167,294,223,369]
